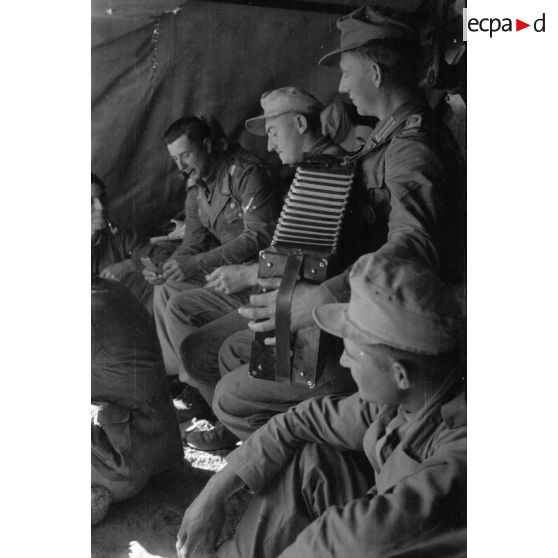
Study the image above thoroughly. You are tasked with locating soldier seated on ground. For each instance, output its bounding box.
[91,173,176,314]
[91,278,183,525]
[165,253,466,558]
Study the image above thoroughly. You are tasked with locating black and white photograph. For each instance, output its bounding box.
[7,0,558,556]
[90,1,467,557]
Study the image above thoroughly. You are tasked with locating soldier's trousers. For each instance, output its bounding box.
[213,329,357,440]
[217,443,373,558]
[179,309,250,405]
[153,278,250,377]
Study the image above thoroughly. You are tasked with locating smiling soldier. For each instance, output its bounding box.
[146,116,277,380]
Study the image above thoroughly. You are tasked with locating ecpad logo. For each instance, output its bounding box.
[464,11,546,38]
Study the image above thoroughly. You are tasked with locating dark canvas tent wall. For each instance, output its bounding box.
[92,0,461,232]
[92,0,349,231]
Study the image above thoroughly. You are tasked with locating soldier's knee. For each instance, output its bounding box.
[164,293,184,328]
[213,371,241,418]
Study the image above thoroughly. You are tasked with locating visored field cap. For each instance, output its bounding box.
[319,6,416,67]
[245,87,324,136]
[313,253,461,355]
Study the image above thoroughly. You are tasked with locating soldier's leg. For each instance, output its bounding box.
[217,443,373,558]
[153,279,203,376]
[213,355,357,441]
[180,311,250,406]
[119,271,155,315]
[217,328,254,376]
[165,286,250,379]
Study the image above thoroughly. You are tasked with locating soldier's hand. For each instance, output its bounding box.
[142,267,166,285]
[176,495,224,558]
[205,263,258,295]
[100,259,135,282]
[162,259,186,282]
[239,281,334,333]
[176,467,243,558]
[238,277,280,332]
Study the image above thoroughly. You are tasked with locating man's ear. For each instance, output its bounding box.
[203,137,212,154]
[391,361,411,390]
[370,61,383,89]
[294,114,308,135]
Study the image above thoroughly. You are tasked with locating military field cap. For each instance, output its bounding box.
[319,6,416,67]
[313,254,461,355]
[245,87,324,136]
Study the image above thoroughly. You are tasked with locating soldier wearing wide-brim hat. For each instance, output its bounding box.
[175,252,466,558]
[318,6,418,67]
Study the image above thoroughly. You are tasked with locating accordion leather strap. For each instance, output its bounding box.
[275,252,304,383]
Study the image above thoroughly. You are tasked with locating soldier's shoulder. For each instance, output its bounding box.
[228,145,265,178]
[391,109,462,165]
[387,109,451,158]
[441,389,467,430]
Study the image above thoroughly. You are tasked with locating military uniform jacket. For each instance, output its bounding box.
[226,376,466,557]
[171,144,276,276]
[322,96,466,303]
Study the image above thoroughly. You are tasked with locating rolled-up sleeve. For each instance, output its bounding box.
[226,394,375,493]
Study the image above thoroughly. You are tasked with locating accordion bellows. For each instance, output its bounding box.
[271,166,353,253]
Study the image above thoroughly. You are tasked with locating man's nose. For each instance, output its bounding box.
[338,77,348,94]
[93,199,103,211]
[339,351,350,368]
[267,136,275,152]
[176,159,186,171]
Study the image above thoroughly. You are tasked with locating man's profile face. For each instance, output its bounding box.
[265,113,304,165]
[340,339,401,405]
[338,52,378,117]
[167,134,212,181]
[91,182,107,233]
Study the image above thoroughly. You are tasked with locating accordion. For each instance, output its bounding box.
[249,157,354,388]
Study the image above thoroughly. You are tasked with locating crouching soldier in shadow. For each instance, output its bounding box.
[91,278,183,525]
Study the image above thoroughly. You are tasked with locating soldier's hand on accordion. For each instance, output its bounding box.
[238,279,334,334]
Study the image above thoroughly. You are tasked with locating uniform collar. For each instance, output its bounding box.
[365,94,428,148]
